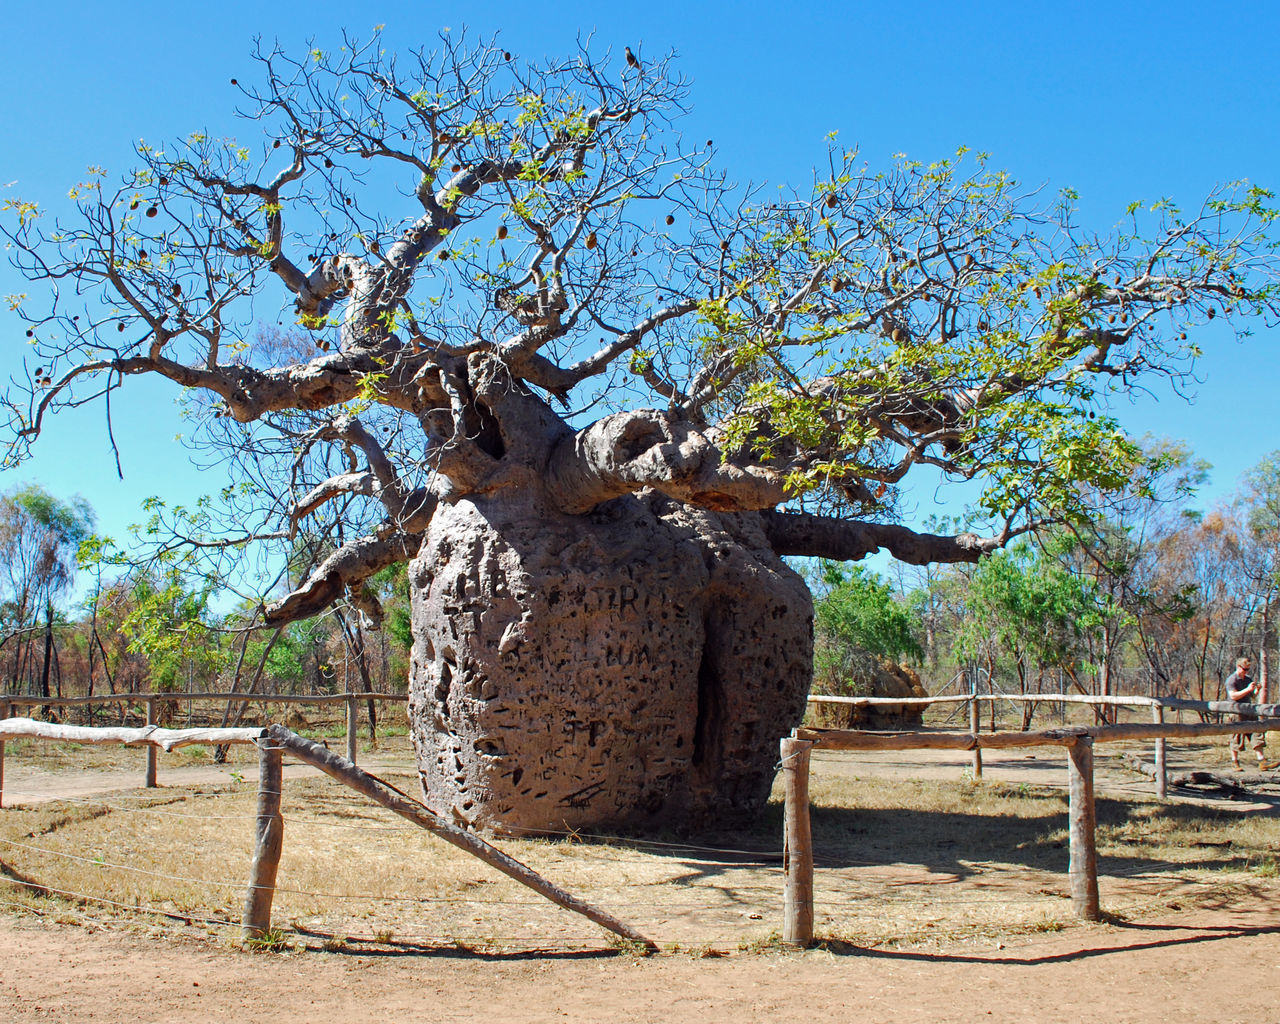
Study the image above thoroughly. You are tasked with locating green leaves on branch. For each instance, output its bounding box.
[698,150,1279,529]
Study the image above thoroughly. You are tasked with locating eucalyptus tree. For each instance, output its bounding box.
[951,539,1103,726]
[1236,452,1280,700]
[4,32,1278,829]
[1059,440,1207,709]
[0,486,94,697]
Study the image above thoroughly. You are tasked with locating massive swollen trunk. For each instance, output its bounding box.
[406,488,814,832]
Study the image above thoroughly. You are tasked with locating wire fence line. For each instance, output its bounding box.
[0,783,1238,950]
[0,835,761,908]
[0,829,1243,951]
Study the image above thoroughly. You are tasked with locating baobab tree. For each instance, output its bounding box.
[4,32,1278,830]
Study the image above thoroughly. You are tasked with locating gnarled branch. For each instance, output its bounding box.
[759,509,1014,565]
[264,531,420,626]
[545,409,789,514]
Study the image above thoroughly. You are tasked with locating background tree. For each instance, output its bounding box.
[951,540,1101,727]
[4,33,1278,829]
[811,562,921,695]
[1053,441,1205,717]
[0,485,93,699]
[1156,510,1251,703]
[1236,452,1280,701]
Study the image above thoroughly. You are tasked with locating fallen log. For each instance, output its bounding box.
[1170,767,1280,790]
[1122,750,1280,794]
[1168,769,1250,794]
[1121,752,1157,779]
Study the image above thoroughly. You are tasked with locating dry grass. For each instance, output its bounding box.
[0,773,785,952]
[3,730,1280,955]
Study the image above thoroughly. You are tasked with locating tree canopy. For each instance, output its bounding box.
[0,484,94,697]
[0,485,93,637]
[4,30,1279,626]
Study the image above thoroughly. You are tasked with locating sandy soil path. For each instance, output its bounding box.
[4,902,1280,1024]
[0,743,1205,804]
[1,757,405,806]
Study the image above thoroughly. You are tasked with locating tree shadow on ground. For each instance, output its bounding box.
[817,916,1280,964]
[287,923,621,960]
[616,787,1273,890]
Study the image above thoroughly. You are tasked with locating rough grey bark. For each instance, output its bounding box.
[407,477,812,831]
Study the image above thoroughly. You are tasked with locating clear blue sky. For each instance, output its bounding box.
[2,0,1278,548]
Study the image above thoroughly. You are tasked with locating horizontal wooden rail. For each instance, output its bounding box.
[2,689,408,782]
[807,694,970,707]
[0,717,266,811]
[0,717,265,751]
[806,693,1160,708]
[796,718,1280,751]
[805,692,1280,714]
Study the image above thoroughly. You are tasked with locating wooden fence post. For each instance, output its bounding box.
[144,697,158,789]
[345,695,358,765]
[781,736,814,947]
[1151,704,1167,799]
[1067,735,1100,921]
[0,699,8,810]
[242,739,284,941]
[969,692,983,780]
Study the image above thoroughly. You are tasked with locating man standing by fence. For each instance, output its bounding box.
[1227,657,1276,772]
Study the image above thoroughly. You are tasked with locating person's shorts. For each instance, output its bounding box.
[1231,729,1266,753]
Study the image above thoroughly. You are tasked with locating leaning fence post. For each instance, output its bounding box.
[1067,735,1100,921]
[242,738,284,941]
[781,736,814,947]
[345,695,358,765]
[1151,704,1167,799]
[144,696,158,789]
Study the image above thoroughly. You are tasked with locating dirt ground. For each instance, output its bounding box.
[5,743,1280,1022]
[6,902,1280,1024]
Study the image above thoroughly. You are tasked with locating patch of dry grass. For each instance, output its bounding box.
[3,721,415,769]
[0,772,785,953]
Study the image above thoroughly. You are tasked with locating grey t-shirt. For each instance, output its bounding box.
[1226,670,1255,702]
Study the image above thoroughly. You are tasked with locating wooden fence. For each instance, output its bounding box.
[805,691,1280,798]
[783,697,1280,946]
[0,716,654,951]
[0,691,408,805]
[6,688,1277,950]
